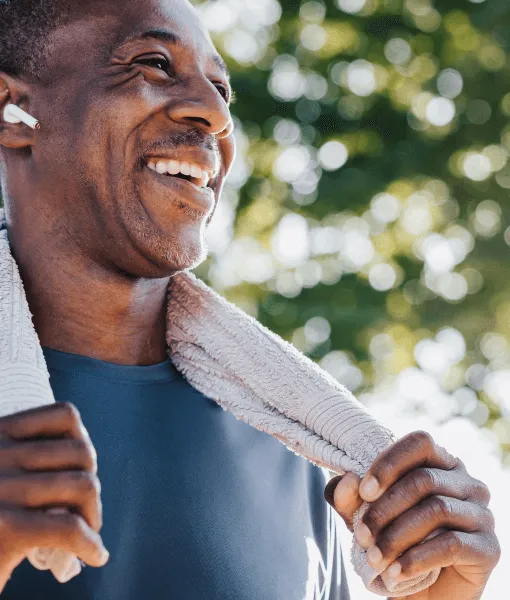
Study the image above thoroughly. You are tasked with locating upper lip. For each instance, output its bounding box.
[143,148,220,179]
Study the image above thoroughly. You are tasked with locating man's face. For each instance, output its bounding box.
[28,0,235,277]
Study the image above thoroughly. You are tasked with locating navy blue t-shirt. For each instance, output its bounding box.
[4,347,350,600]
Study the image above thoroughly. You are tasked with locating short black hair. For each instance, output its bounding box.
[0,0,70,80]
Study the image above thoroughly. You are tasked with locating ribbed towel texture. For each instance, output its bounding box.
[0,207,441,595]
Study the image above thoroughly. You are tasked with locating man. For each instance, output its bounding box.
[0,0,500,599]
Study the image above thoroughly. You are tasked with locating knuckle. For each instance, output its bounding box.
[72,471,101,497]
[412,468,437,496]
[474,479,491,505]
[61,512,87,543]
[482,506,496,531]
[87,445,98,473]
[427,495,453,522]
[452,455,465,472]
[72,438,88,455]
[75,439,97,472]
[61,402,83,428]
[410,430,435,452]
[490,535,502,567]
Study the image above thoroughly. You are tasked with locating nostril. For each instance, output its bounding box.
[184,116,211,128]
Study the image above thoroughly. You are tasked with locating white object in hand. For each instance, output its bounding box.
[27,509,82,583]
[3,103,40,130]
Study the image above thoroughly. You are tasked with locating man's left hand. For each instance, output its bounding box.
[324,430,501,600]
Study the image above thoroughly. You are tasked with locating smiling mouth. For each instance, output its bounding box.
[144,158,217,189]
[142,165,215,215]
[144,165,208,192]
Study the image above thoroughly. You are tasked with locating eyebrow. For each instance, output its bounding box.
[113,28,231,82]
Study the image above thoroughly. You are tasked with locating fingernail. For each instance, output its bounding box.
[360,476,380,500]
[323,475,343,508]
[354,522,373,548]
[99,549,110,565]
[366,545,383,568]
[387,562,401,579]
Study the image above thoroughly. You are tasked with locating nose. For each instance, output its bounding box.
[167,77,233,140]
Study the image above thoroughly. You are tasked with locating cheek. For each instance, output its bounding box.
[40,108,111,187]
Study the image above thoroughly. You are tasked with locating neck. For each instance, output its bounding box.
[7,218,171,367]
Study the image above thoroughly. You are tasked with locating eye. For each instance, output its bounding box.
[135,55,232,102]
[135,55,172,75]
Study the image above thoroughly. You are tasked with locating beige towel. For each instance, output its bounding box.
[0,207,441,595]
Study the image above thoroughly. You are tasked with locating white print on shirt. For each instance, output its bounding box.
[302,492,338,600]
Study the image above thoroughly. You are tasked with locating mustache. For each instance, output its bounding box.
[135,130,219,166]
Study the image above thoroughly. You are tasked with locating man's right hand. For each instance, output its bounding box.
[0,402,109,593]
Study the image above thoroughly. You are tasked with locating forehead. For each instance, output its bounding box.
[108,0,213,54]
[46,0,218,73]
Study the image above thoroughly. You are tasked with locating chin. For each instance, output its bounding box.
[108,181,214,278]
[112,209,209,279]
[147,227,208,277]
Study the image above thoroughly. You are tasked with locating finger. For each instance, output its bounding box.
[0,507,110,568]
[359,430,460,502]
[385,530,501,583]
[0,403,91,443]
[0,438,98,474]
[324,473,362,532]
[356,467,491,548]
[0,471,103,531]
[365,497,493,572]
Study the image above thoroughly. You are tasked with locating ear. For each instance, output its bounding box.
[0,72,38,150]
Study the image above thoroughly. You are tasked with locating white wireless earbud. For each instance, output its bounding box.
[3,103,40,130]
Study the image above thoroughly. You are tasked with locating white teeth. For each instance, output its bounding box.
[190,164,202,179]
[156,160,167,174]
[168,160,180,175]
[179,162,190,176]
[146,158,213,188]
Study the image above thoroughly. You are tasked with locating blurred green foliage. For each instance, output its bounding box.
[1,0,508,458]
[193,0,510,459]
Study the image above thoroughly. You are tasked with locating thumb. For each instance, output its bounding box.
[324,472,363,532]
